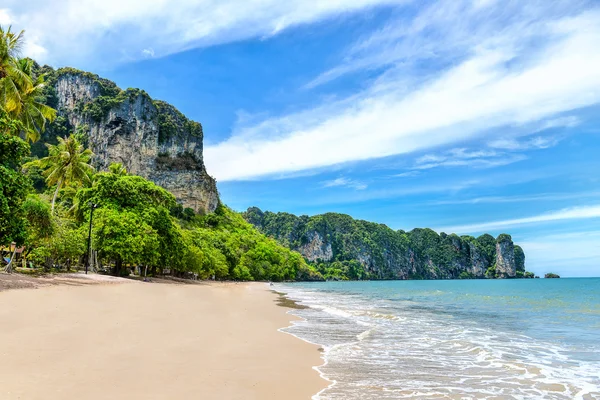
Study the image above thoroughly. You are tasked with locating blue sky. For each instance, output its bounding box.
[4,0,600,276]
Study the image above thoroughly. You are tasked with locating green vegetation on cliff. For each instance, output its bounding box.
[28,62,203,158]
[244,207,532,281]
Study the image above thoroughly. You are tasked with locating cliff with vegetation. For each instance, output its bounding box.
[32,64,219,214]
[244,207,532,280]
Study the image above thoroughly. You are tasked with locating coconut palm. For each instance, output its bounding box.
[36,135,95,213]
[0,26,32,114]
[9,59,56,142]
[1,27,55,142]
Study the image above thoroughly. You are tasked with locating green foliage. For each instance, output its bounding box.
[75,173,176,218]
[69,169,314,281]
[22,161,46,192]
[94,207,160,269]
[22,195,54,241]
[187,205,322,281]
[475,234,496,265]
[545,273,560,278]
[56,67,121,97]
[485,266,498,279]
[0,115,31,244]
[514,245,525,272]
[83,88,147,122]
[459,271,475,279]
[31,134,94,213]
[154,100,203,143]
[244,208,526,281]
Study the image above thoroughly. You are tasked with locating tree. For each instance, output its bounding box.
[93,208,160,276]
[0,26,31,115]
[0,113,31,272]
[35,135,94,213]
[8,58,56,142]
[22,194,54,243]
[0,113,30,247]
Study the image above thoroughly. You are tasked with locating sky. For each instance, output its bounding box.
[4,0,600,277]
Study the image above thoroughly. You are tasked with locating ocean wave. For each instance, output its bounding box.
[277,281,600,400]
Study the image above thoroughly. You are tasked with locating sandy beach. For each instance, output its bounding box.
[0,276,326,399]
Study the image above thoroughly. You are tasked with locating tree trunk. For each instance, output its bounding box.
[114,258,122,277]
[51,178,63,214]
[4,247,18,273]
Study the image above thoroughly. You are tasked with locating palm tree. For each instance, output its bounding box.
[36,135,95,213]
[1,27,55,142]
[9,59,56,142]
[0,26,32,114]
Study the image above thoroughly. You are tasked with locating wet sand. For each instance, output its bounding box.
[0,277,326,399]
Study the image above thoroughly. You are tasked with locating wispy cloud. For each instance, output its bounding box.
[311,168,548,206]
[487,135,563,151]
[437,204,600,234]
[391,171,420,178]
[206,3,600,181]
[322,177,368,190]
[4,0,407,67]
[429,191,600,205]
[141,47,155,58]
[412,148,526,170]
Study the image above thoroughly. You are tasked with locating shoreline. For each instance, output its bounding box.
[273,290,335,400]
[0,275,327,399]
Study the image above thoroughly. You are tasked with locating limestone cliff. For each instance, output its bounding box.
[244,207,529,280]
[495,234,516,278]
[34,65,219,214]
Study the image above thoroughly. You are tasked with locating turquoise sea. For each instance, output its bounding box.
[276,279,600,399]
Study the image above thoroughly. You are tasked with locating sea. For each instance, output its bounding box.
[275,279,600,399]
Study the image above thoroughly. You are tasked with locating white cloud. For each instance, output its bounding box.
[322,177,368,190]
[206,5,600,181]
[4,0,407,67]
[0,9,11,25]
[487,135,562,151]
[391,171,420,178]
[437,204,600,234]
[142,47,155,58]
[412,148,525,170]
[429,191,600,205]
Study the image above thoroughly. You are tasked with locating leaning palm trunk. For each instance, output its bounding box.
[50,177,63,214]
[4,247,18,273]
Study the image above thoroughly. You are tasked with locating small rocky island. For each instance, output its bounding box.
[544,273,561,278]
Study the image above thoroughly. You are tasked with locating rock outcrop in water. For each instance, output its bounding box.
[33,65,219,214]
[495,234,520,278]
[244,207,530,280]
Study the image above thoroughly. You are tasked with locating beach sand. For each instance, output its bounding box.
[0,277,326,399]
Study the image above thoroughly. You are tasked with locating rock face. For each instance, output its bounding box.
[495,234,516,278]
[468,241,489,277]
[300,231,333,262]
[39,67,219,214]
[244,207,527,280]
